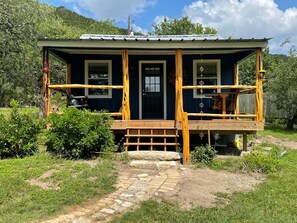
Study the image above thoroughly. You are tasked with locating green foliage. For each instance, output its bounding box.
[55,6,126,36]
[0,0,128,107]
[241,144,283,173]
[151,16,217,35]
[266,41,297,129]
[0,153,117,223]
[0,100,43,158]
[46,108,115,159]
[191,144,217,164]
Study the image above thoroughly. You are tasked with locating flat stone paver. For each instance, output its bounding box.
[42,164,181,223]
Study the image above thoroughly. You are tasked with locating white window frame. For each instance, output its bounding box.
[84,60,112,98]
[193,59,221,98]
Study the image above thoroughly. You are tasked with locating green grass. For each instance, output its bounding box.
[112,150,297,223]
[259,125,297,142]
[0,153,117,223]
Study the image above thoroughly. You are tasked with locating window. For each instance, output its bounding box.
[193,59,221,98]
[144,67,161,93]
[85,60,112,98]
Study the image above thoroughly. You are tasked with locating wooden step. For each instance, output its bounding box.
[124,126,179,152]
[124,142,180,146]
[126,127,178,130]
[125,134,179,138]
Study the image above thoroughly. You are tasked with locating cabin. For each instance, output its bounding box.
[38,34,268,164]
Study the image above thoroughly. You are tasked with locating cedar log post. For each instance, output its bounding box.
[175,49,183,121]
[122,49,130,120]
[255,49,263,122]
[66,64,71,95]
[234,63,239,116]
[182,112,190,165]
[42,47,50,117]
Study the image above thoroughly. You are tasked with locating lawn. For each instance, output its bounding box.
[0,153,117,223]
[112,150,297,223]
[259,125,297,142]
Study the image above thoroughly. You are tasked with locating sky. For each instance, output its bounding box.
[40,0,297,55]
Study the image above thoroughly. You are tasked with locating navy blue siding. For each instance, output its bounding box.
[69,53,237,120]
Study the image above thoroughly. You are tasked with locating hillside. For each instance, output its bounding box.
[54,6,128,35]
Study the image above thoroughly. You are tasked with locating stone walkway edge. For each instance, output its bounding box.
[43,165,182,223]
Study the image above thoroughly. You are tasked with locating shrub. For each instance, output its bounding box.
[0,101,43,158]
[46,108,115,159]
[191,144,217,164]
[241,144,283,173]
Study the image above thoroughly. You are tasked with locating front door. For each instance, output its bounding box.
[142,63,164,119]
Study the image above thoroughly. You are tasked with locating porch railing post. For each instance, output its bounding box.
[175,49,183,121]
[42,47,50,117]
[255,49,263,122]
[122,49,130,120]
[182,112,190,165]
[234,62,239,116]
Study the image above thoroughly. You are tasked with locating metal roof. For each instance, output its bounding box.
[79,34,225,41]
[38,34,270,51]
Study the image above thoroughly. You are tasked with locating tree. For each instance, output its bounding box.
[151,16,217,35]
[0,0,127,107]
[267,41,297,129]
[0,0,70,107]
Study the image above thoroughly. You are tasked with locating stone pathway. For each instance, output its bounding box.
[43,165,181,223]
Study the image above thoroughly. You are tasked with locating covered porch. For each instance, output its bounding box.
[39,35,267,164]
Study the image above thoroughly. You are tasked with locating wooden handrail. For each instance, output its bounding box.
[49,84,124,89]
[49,111,122,117]
[182,85,256,90]
[187,113,256,118]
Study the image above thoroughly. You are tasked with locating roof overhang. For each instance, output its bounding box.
[38,38,269,50]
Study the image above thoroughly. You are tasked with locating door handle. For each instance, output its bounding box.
[142,93,146,96]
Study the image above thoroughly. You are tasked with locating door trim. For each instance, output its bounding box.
[139,60,167,120]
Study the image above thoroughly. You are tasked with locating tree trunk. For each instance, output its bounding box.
[286,115,297,130]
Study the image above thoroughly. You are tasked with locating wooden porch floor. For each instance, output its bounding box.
[111,119,264,134]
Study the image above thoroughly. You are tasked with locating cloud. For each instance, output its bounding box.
[73,5,81,15]
[131,23,148,35]
[63,0,156,20]
[183,0,297,54]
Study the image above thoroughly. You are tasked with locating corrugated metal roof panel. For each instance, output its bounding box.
[79,34,225,41]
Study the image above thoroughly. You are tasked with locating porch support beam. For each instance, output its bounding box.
[182,112,190,165]
[243,133,247,151]
[122,49,130,120]
[42,47,50,117]
[234,63,239,116]
[175,49,183,121]
[255,49,263,122]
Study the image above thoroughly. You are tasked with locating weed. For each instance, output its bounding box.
[191,144,217,165]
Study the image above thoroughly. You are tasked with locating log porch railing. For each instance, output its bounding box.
[176,49,264,165]
[43,48,130,120]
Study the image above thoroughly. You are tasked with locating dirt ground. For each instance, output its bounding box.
[257,135,297,150]
[160,167,264,209]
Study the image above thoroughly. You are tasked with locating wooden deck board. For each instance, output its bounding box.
[111,120,263,133]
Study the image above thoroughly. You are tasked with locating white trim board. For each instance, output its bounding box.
[84,60,112,98]
[138,60,167,120]
[193,59,221,98]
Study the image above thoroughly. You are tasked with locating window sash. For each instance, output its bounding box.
[193,59,221,98]
[85,60,112,98]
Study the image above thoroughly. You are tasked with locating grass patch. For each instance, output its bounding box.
[112,150,297,223]
[259,125,297,141]
[0,153,117,223]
